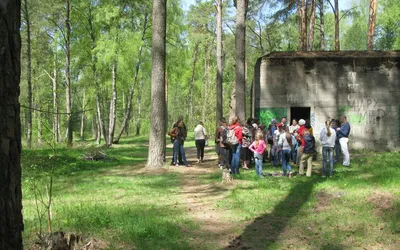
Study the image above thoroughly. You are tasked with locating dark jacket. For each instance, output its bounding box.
[337,122,350,139]
[303,134,315,154]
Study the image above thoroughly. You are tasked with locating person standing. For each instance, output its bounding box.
[278,126,293,177]
[248,132,267,178]
[230,116,243,174]
[194,121,207,163]
[299,130,315,177]
[296,119,306,167]
[173,120,192,167]
[336,116,351,167]
[240,118,253,170]
[320,120,336,177]
[217,118,230,170]
[170,115,187,165]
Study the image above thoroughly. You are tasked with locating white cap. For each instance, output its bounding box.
[298,119,306,126]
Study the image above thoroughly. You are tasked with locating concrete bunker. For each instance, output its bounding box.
[252,51,400,151]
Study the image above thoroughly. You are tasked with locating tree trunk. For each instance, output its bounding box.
[115,12,149,142]
[107,62,117,146]
[319,0,326,50]
[334,0,340,50]
[147,0,167,168]
[23,0,33,149]
[65,0,73,146]
[187,41,200,118]
[297,0,304,50]
[235,0,247,122]
[301,0,307,51]
[52,51,59,143]
[136,79,144,135]
[37,105,42,146]
[308,0,316,51]
[96,95,107,145]
[216,0,223,126]
[0,1,24,248]
[80,88,86,140]
[367,0,377,50]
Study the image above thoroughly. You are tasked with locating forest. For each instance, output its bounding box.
[19,0,400,151]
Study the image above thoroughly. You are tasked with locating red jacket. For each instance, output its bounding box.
[230,123,243,144]
[297,125,307,147]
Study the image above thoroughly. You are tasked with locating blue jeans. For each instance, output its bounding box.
[282,149,292,175]
[254,154,263,176]
[273,146,282,165]
[322,147,334,176]
[173,140,188,165]
[231,144,242,174]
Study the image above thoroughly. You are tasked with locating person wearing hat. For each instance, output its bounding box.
[194,121,207,163]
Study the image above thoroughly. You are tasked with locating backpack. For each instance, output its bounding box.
[222,126,239,146]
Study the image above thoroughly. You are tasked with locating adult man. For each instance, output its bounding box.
[336,116,351,167]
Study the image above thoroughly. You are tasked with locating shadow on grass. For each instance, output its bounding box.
[224,177,325,249]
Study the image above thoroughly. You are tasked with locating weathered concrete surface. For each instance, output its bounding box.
[252,51,400,151]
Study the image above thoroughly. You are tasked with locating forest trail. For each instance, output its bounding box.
[166,146,244,249]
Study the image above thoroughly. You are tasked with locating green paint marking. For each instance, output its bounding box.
[256,108,287,125]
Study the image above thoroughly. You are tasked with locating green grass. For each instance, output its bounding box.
[22,136,400,249]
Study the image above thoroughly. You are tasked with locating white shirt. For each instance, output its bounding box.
[289,124,299,134]
[194,124,207,140]
[278,133,292,151]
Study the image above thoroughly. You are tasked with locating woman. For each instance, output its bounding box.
[240,118,253,170]
[194,121,207,163]
[278,126,293,177]
[230,116,243,174]
[320,120,337,176]
[173,120,192,167]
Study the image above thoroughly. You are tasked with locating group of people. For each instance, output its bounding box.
[168,115,209,167]
[168,114,351,178]
[214,115,351,178]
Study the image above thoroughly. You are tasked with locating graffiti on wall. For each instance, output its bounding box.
[256,108,287,126]
[338,97,388,126]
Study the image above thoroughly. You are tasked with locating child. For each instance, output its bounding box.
[249,132,267,178]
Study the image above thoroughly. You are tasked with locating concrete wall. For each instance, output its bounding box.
[252,51,400,151]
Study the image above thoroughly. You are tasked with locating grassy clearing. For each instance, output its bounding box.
[22,135,400,249]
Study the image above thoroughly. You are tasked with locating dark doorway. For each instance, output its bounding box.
[290,107,310,124]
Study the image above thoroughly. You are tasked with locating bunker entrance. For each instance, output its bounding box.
[290,107,310,124]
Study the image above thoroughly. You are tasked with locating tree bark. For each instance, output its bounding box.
[216,0,223,126]
[332,0,340,51]
[367,0,377,50]
[235,0,247,122]
[107,62,117,146]
[0,0,24,248]
[65,0,73,146]
[23,0,33,149]
[308,0,316,51]
[96,95,108,145]
[147,0,167,168]
[319,0,326,50]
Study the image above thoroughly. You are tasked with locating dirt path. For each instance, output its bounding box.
[166,146,244,249]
